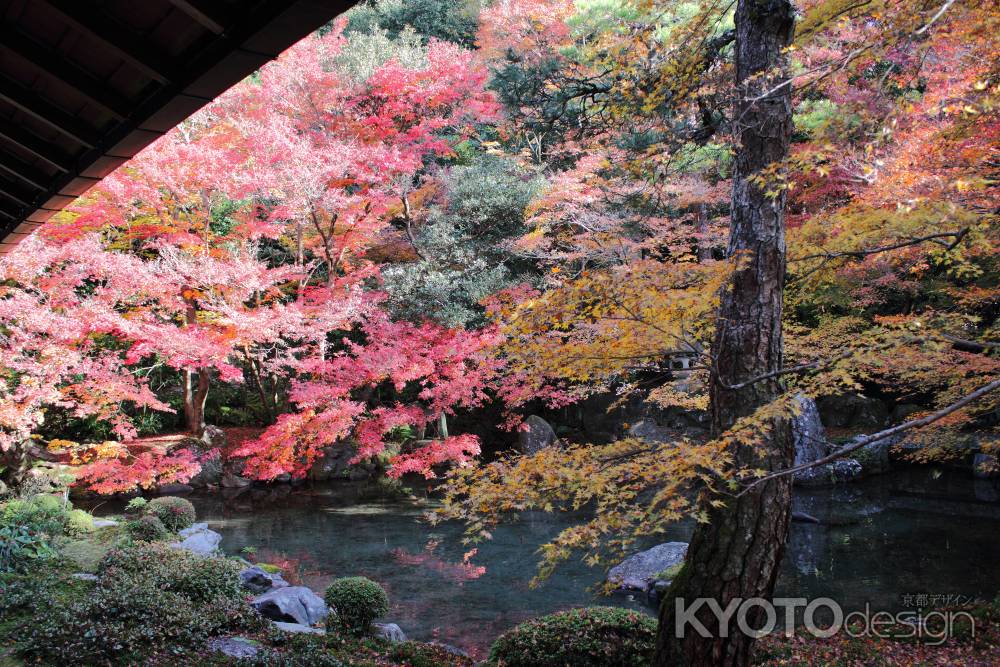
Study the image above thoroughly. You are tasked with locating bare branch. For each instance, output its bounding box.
[736,377,1000,497]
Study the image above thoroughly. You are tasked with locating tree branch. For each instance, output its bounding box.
[735,377,1000,497]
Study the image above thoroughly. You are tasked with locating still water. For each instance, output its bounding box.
[163,466,999,658]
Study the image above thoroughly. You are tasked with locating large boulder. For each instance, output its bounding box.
[851,435,894,475]
[252,586,329,626]
[189,453,223,487]
[170,522,222,556]
[240,565,290,594]
[817,392,888,429]
[628,420,672,444]
[791,395,827,484]
[517,415,558,455]
[607,541,688,592]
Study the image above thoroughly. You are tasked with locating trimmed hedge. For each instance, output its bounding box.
[324,577,390,635]
[488,607,656,667]
[145,495,197,531]
[126,514,171,541]
[99,541,244,603]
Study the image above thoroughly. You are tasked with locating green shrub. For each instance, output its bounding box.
[21,576,214,665]
[99,541,244,603]
[16,543,262,665]
[145,495,196,531]
[488,607,656,667]
[124,496,148,514]
[125,514,171,542]
[324,577,390,635]
[1,494,71,535]
[65,508,93,534]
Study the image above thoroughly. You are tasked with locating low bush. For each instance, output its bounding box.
[1,494,70,535]
[15,542,262,665]
[125,513,171,541]
[100,541,244,603]
[145,495,197,531]
[324,577,390,635]
[488,607,657,667]
[66,508,93,534]
[124,496,148,514]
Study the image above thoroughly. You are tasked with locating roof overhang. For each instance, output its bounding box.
[0,0,355,255]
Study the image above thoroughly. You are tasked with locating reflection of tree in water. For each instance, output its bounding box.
[248,547,324,586]
[392,539,486,584]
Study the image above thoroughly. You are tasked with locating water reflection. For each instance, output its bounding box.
[101,465,1000,658]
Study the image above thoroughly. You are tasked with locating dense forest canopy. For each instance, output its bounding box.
[0,0,998,663]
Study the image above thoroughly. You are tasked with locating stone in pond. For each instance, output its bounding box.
[252,586,329,626]
[607,541,688,591]
[272,621,326,635]
[207,637,259,659]
[240,565,289,594]
[372,622,406,643]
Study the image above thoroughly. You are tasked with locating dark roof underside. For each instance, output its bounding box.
[0,0,355,254]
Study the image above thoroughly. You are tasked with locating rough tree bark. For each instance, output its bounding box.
[655,2,796,666]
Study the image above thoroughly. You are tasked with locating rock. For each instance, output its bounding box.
[852,436,893,475]
[201,424,227,449]
[607,541,688,592]
[791,394,827,484]
[628,420,672,444]
[794,458,863,487]
[189,454,222,487]
[71,573,99,581]
[252,586,329,626]
[222,472,251,488]
[272,621,326,635]
[891,403,922,422]
[156,483,193,495]
[170,523,222,556]
[372,622,406,643]
[973,453,999,479]
[179,522,209,537]
[516,415,558,455]
[240,565,289,594]
[207,637,259,659]
[91,518,118,528]
[817,392,888,429]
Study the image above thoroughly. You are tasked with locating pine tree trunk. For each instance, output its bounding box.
[654,2,796,665]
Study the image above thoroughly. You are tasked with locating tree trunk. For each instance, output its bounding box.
[180,292,211,436]
[655,2,796,666]
[183,368,210,436]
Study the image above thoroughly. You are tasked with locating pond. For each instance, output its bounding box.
[96,465,1000,658]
